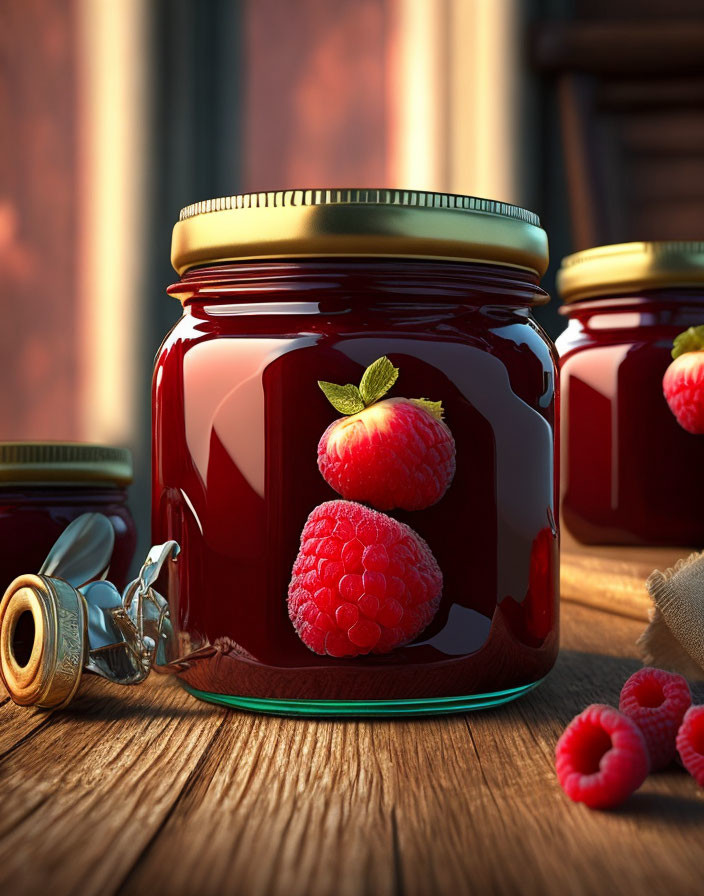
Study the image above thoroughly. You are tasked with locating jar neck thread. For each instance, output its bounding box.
[168,259,547,308]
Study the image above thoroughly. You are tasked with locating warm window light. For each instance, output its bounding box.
[74,0,522,447]
[390,0,521,202]
[76,0,150,445]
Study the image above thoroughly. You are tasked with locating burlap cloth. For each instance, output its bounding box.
[640,551,704,680]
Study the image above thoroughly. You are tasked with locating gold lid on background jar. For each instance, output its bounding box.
[171,189,549,278]
[0,442,133,486]
[558,241,704,303]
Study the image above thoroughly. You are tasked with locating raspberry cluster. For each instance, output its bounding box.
[288,357,453,657]
[555,667,700,809]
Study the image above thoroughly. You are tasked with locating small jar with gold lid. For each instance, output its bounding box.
[0,442,136,590]
[153,189,558,715]
[556,241,704,546]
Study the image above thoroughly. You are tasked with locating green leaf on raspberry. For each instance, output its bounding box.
[359,356,399,406]
[410,398,444,421]
[318,381,366,415]
[672,325,704,359]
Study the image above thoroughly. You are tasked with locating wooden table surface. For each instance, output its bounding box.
[1,600,703,896]
[560,530,688,621]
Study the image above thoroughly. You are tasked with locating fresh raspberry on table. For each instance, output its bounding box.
[317,356,456,511]
[676,705,704,786]
[663,326,704,434]
[555,704,650,809]
[619,667,691,770]
[288,500,442,657]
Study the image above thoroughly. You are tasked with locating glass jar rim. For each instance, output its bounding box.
[171,189,549,279]
[167,258,550,307]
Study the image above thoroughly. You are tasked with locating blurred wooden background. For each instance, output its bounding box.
[1,0,704,565]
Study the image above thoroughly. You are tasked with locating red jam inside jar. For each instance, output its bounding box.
[153,190,558,715]
[0,443,137,591]
[557,242,704,546]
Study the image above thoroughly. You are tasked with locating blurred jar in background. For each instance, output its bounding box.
[556,242,704,546]
[0,443,136,590]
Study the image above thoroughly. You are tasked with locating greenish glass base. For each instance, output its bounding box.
[182,678,544,717]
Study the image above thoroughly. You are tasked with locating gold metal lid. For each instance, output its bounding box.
[171,189,549,277]
[0,574,87,708]
[558,241,704,303]
[0,442,133,486]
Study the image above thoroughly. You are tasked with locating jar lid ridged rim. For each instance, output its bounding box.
[0,443,133,486]
[171,188,549,278]
[558,241,704,303]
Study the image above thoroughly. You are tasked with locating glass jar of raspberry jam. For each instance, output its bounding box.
[557,242,704,546]
[0,442,136,589]
[153,189,558,715]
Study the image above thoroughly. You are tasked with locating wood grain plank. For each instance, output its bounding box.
[121,605,704,896]
[2,602,704,896]
[0,697,56,761]
[119,713,398,896]
[0,676,225,896]
[391,607,704,896]
[561,530,689,620]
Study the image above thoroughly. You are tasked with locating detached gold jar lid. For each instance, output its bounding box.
[0,575,87,708]
[171,188,549,277]
[0,514,183,711]
[557,241,704,303]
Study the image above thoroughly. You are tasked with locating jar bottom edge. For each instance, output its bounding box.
[181,678,547,718]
